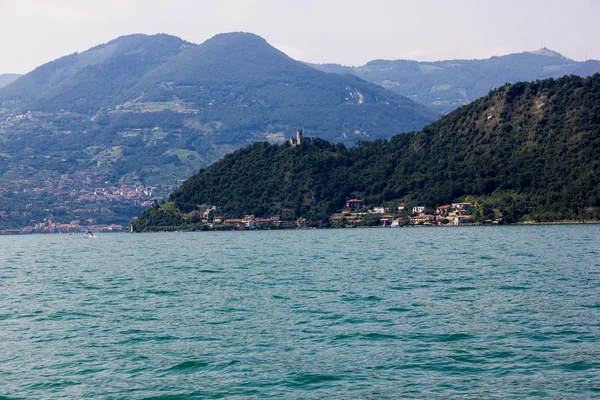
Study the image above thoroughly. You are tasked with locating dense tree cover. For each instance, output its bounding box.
[311,49,600,114]
[134,74,600,230]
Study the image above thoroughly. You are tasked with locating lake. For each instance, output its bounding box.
[0,225,599,398]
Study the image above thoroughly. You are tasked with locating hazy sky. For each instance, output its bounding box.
[1,0,599,74]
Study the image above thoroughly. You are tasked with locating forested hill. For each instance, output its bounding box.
[310,48,600,114]
[133,74,600,230]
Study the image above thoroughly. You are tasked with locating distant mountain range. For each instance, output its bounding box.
[133,74,600,231]
[0,32,437,141]
[310,48,600,114]
[0,73,21,89]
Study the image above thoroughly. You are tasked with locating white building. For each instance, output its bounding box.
[412,206,425,215]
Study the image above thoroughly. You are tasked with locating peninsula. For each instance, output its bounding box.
[132,74,600,232]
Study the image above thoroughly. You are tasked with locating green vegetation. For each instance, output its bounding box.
[311,48,600,114]
[133,74,600,231]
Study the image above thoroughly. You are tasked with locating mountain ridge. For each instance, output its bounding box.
[0,73,21,89]
[0,32,438,140]
[310,48,600,114]
[0,34,194,114]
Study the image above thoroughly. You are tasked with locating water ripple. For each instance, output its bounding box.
[0,225,598,398]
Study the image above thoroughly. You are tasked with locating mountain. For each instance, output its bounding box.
[133,74,600,231]
[126,32,438,141]
[0,32,438,139]
[310,48,600,114]
[0,32,439,229]
[0,74,21,89]
[0,33,439,175]
[0,34,194,114]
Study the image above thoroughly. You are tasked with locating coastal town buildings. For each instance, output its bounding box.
[0,176,180,234]
[334,200,478,228]
[412,206,425,215]
[436,205,452,217]
[452,202,473,213]
[345,199,363,211]
[409,214,435,224]
[1,191,486,234]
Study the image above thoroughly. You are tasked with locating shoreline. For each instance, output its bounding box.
[3,220,599,236]
[2,221,599,235]
[131,220,600,233]
[514,220,600,225]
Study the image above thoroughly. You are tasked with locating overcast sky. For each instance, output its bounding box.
[0,0,599,74]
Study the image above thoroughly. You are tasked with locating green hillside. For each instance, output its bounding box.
[311,49,600,114]
[133,74,600,231]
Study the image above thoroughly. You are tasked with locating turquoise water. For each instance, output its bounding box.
[0,226,599,399]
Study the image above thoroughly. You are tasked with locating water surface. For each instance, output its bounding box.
[0,226,599,398]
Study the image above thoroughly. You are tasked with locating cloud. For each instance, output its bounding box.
[402,49,426,60]
[1,0,599,71]
[4,0,134,23]
[273,44,309,61]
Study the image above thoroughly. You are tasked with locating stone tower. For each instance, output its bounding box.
[290,129,306,146]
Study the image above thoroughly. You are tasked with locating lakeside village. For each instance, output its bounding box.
[1,130,494,234]
[158,130,494,231]
[0,110,185,235]
[0,175,180,235]
[178,199,494,231]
